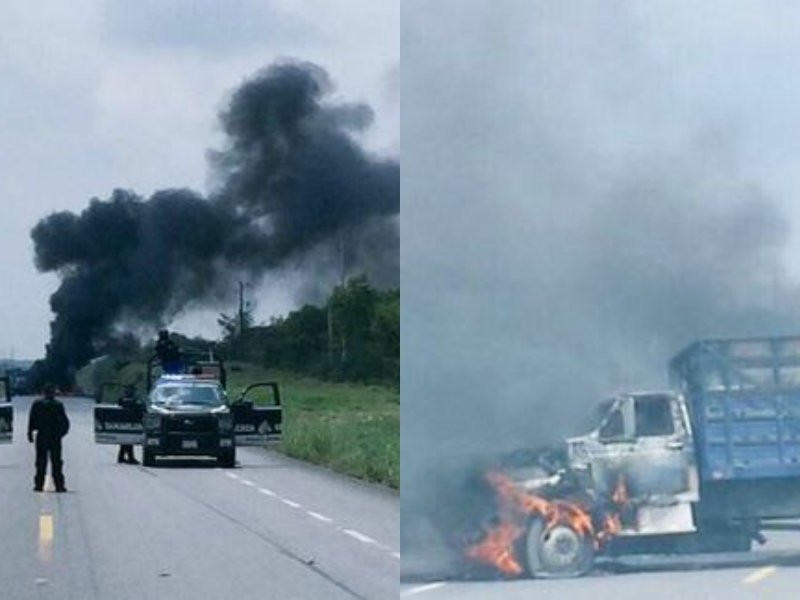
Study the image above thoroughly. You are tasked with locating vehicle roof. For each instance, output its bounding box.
[621,390,680,399]
[153,374,223,387]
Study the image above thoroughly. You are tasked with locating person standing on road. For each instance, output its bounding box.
[28,384,70,492]
[116,385,140,465]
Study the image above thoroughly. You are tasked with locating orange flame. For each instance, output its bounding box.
[465,471,629,576]
[612,474,628,506]
[465,522,525,576]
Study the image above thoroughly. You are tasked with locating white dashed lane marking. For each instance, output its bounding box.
[223,470,398,560]
[342,529,378,546]
[402,582,447,596]
[307,511,334,523]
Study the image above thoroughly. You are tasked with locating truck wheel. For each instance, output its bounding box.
[218,448,236,468]
[143,448,156,467]
[523,518,594,578]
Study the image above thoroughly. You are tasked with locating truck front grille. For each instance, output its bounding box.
[164,415,216,433]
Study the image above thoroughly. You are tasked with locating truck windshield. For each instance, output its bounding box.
[150,384,224,407]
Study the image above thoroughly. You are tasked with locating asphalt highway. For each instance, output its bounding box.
[402,526,800,599]
[0,396,399,600]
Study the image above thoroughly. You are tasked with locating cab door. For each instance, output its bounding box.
[230,382,282,446]
[589,394,699,534]
[94,405,144,445]
[0,404,12,444]
[626,395,698,501]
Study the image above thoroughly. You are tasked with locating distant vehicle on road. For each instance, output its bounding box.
[0,376,11,443]
[93,356,282,467]
[5,368,31,395]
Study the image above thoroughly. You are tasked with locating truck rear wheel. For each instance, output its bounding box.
[143,448,156,467]
[523,518,594,578]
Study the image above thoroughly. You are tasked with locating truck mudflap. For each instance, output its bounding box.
[0,404,12,444]
[230,382,282,446]
[94,405,144,445]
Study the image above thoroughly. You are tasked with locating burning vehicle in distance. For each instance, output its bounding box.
[5,368,31,396]
[465,335,800,578]
[93,356,282,467]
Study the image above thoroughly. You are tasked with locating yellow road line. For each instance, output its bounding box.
[39,514,53,542]
[743,565,777,585]
[38,512,54,563]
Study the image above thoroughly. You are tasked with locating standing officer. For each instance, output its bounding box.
[155,330,182,374]
[117,385,140,464]
[28,384,70,492]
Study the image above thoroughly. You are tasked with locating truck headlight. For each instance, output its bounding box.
[217,414,233,433]
[143,414,162,430]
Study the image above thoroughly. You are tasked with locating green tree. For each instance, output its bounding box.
[217,276,399,384]
[371,289,400,381]
[329,276,378,379]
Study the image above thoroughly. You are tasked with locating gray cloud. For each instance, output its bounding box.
[101,0,315,54]
[0,0,397,358]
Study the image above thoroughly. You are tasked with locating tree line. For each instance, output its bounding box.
[29,276,398,391]
[218,276,399,384]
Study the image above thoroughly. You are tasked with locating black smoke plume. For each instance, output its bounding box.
[30,60,399,387]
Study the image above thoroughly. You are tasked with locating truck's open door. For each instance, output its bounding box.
[94,405,144,445]
[94,383,144,445]
[230,382,282,446]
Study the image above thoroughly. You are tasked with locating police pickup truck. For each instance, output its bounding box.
[93,358,281,467]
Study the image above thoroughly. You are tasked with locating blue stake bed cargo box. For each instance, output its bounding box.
[670,336,800,483]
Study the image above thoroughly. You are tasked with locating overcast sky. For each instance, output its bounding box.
[402,1,800,494]
[0,0,398,359]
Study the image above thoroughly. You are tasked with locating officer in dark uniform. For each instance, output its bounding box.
[117,385,140,464]
[155,330,182,374]
[27,384,70,492]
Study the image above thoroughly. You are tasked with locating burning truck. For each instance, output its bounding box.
[464,335,800,578]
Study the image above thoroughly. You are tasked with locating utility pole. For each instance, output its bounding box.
[238,281,245,336]
[339,231,346,285]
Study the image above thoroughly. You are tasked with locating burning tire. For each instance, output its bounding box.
[523,517,594,578]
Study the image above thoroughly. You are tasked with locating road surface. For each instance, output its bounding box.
[402,529,800,599]
[0,396,399,600]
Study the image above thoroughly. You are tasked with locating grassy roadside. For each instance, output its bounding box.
[77,359,400,489]
[227,362,399,488]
